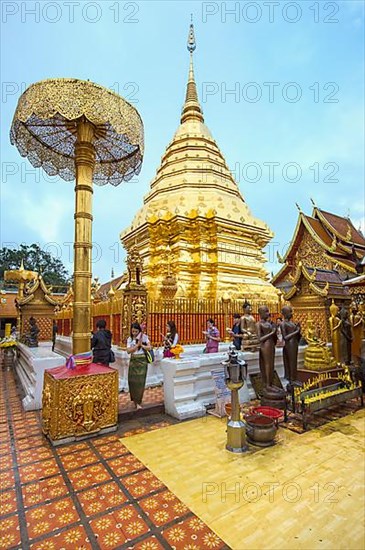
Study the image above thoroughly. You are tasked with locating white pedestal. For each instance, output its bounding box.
[161,345,305,420]
[15,342,65,411]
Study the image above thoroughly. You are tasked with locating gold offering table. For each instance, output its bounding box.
[297,366,345,387]
[42,363,118,445]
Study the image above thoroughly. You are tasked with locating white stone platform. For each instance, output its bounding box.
[161,345,306,420]
[15,342,65,411]
[18,337,306,418]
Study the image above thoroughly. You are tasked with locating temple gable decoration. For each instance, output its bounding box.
[4,268,61,341]
[272,205,365,342]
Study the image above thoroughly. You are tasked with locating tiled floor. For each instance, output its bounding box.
[118,387,164,413]
[1,359,364,550]
[0,366,228,550]
[124,412,365,550]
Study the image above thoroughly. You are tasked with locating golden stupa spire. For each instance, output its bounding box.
[181,18,204,124]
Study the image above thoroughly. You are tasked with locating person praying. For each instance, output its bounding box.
[203,318,220,353]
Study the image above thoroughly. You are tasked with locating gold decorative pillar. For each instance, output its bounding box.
[10,78,144,441]
[108,286,115,343]
[121,290,147,345]
[73,118,96,354]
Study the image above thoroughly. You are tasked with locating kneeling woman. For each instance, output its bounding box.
[126,322,151,410]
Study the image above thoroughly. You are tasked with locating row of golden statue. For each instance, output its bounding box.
[237,300,363,407]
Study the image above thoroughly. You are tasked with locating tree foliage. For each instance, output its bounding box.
[0,244,70,286]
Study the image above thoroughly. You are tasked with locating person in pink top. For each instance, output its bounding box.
[203,318,220,353]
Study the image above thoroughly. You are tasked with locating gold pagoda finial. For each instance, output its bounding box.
[345,223,352,241]
[181,19,204,124]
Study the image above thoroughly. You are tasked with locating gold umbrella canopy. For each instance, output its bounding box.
[10,78,144,185]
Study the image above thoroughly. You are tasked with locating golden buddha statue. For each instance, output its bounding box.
[240,301,259,351]
[303,318,335,370]
[350,302,363,366]
[329,300,342,365]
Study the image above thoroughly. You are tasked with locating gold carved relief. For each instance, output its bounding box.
[43,371,118,441]
[297,232,332,270]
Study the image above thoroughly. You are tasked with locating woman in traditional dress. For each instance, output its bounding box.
[126,322,151,409]
[162,320,184,358]
[203,318,220,353]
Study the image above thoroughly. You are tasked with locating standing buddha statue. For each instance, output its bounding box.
[281,305,301,382]
[350,302,363,366]
[240,301,259,351]
[329,300,341,364]
[339,306,353,365]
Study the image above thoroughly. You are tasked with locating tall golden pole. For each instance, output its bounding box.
[73,118,96,354]
[10,78,144,355]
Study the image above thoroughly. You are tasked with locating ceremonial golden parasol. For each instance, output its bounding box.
[10,78,144,354]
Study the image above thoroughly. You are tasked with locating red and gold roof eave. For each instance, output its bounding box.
[314,208,365,247]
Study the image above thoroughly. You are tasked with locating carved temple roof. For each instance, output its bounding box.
[281,263,350,301]
[273,206,365,287]
[314,208,365,247]
[96,274,127,300]
[16,274,61,307]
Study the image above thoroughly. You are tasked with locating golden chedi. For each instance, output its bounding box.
[121,24,278,300]
[303,318,336,370]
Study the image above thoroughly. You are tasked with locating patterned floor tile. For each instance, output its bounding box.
[29,525,92,549]
[16,436,48,451]
[90,505,150,549]
[0,488,18,515]
[0,514,21,549]
[94,440,129,460]
[130,535,165,549]
[60,449,99,471]
[67,463,111,491]
[77,481,129,517]
[17,447,54,466]
[93,434,121,447]
[120,470,166,499]
[0,435,11,447]
[139,489,189,527]
[25,496,79,540]
[18,458,60,484]
[0,468,15,490]
[12,427,41,439]
[57,442,90,456]
[107,454,146,477]
[22,475,69,507]
[161,516,225,549]
[0,454,13,471]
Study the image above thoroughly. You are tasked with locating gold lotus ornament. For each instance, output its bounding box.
[10,78,144,354]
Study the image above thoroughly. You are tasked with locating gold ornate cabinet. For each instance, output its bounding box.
[42,364,118,444]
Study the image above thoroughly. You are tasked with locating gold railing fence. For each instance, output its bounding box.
[56,294,282,347]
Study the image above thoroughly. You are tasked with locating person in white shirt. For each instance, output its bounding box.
[126,322,151,409]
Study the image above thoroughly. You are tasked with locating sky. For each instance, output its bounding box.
[0,0,364,283]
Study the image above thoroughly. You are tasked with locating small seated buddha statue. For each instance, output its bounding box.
[240,301,260,351]
[303,318,335,370]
